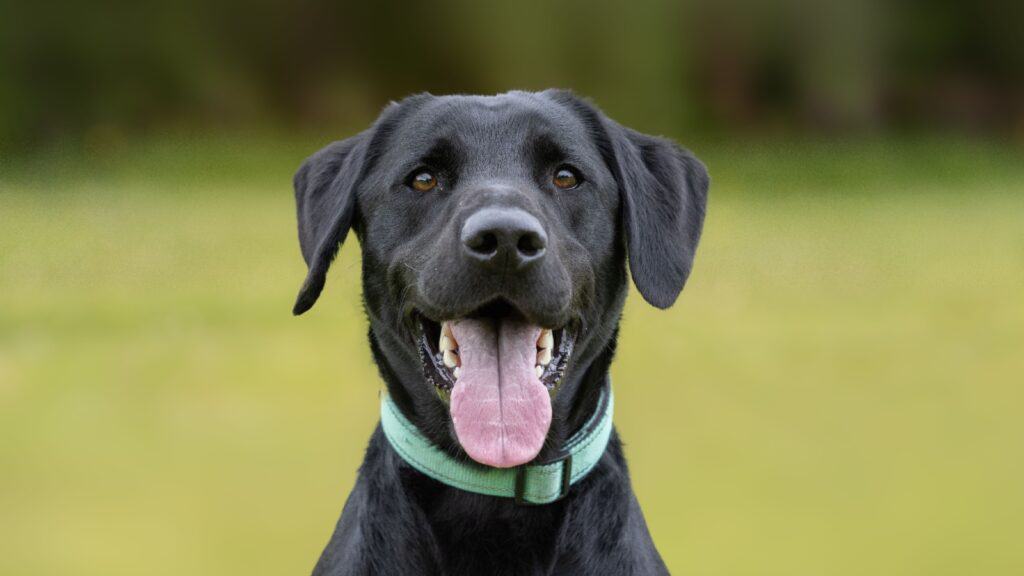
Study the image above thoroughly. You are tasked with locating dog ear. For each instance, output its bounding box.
[606,124,709,308]
[546,90,709,308]
[292,132,370,315]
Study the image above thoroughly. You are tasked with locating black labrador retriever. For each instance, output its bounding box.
[292,90,708,575]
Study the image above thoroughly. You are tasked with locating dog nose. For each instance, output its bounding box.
[460,207,547,270]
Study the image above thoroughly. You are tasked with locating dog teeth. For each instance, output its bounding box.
[535,365,544,378]
[537,347,552,366]
[453,367,461,379]
[439,322,458,351]
[439,334,454,352]
[538,329,553,349]
[536,329,553,367]
[440,321,460,371]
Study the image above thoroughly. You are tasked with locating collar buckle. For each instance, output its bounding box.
[514,453,573,505]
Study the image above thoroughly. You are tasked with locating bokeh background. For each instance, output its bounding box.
[2,1,1023,574]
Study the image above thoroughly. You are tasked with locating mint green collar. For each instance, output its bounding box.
[380,386,614,505]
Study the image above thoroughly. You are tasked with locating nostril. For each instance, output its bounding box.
[468,232,499,256]
[517,232,545,257]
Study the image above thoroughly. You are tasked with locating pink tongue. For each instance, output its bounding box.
[449,318,551,468]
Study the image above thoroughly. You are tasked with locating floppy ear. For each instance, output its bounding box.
[292,132,370,315]
[545,90,709,308]
[606,124,709,308]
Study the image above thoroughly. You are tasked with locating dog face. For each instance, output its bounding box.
[293,90,708,467]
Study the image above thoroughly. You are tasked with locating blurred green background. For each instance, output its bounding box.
[2,1,1023,575]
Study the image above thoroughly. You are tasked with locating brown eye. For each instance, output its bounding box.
[411,171,438,192]
[553,167,580,189]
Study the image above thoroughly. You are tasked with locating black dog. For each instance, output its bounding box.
[293,90,708,575]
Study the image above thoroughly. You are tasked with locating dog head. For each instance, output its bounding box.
[293,90,708,467]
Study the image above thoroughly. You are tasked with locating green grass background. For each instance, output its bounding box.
[2,138,1023,575]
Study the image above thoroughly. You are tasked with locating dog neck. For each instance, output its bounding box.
[380,379,612,504]
[377,356,623,574]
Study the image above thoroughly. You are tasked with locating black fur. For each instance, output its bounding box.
[292,90,709,575]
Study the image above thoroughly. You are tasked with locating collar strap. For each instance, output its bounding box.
[380,386,614,505]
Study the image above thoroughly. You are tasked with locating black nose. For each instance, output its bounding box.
[460,207,547,270]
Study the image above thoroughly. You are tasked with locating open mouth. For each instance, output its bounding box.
[414,301,576,468]
[416,305,575,397]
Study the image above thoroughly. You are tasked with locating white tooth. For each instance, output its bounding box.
[443,349,458,368]
[439,334,454,352]
[535,365,544,378]
[537,347,552,366]
[442,321,458,346]
[538,329,553,349]
[453,367,461,379]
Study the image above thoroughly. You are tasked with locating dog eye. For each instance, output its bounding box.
[552,166,581,190]
[409,170,438,192]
